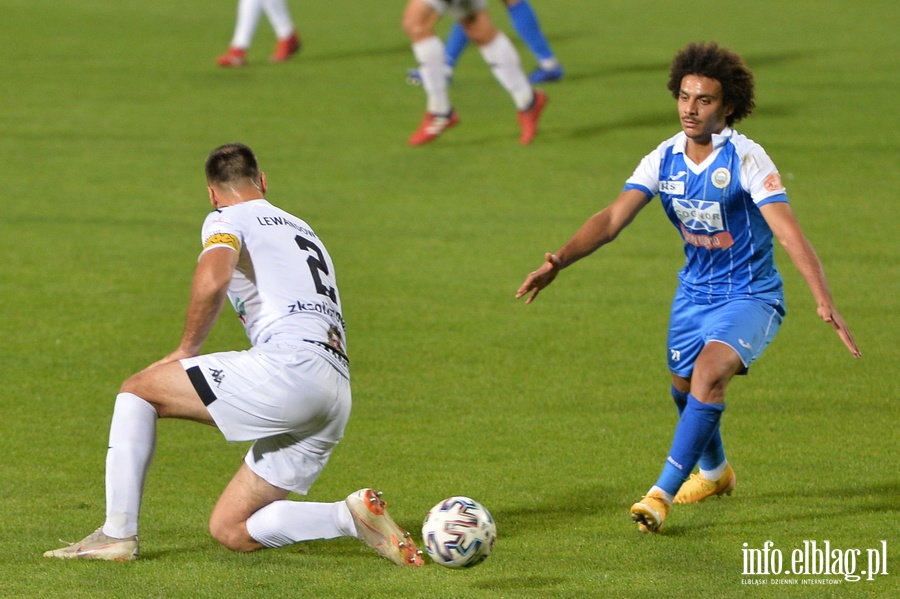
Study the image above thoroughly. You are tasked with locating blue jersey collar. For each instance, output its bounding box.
[672,127,734,155]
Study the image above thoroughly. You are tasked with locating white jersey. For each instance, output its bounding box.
[199,199,348,376]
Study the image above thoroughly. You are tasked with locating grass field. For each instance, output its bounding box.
[1,1,897,597]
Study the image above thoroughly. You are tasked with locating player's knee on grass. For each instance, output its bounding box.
[209,516,258,552]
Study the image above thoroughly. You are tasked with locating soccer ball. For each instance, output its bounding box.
[422,496,496,568]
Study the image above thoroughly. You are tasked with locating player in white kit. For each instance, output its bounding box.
[45,143,424,566]
[217,0,300,67]
[517,43,860,533]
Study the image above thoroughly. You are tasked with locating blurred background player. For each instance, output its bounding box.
[403,0,548,146]
[406,0,563,85]
[217,0,301,67]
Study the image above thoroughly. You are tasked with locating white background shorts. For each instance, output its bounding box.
[181,343,351,494]
[425,0,487,21]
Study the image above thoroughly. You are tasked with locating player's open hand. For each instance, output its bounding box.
[818,305,861,358]
[144,347,198,372]
[516,253,562,304]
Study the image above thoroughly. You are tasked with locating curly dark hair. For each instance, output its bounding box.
[667,42,755,126]
[205,143,261,187]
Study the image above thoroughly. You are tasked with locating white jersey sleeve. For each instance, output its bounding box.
[201,211,244,255]
[624,138,672,198]
[733,135,788,206]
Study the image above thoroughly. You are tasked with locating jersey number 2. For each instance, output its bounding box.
[294,235,337,302]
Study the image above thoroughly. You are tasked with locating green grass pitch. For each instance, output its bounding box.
[0,1,897,597]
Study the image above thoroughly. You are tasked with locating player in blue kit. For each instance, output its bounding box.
[516,42,860,532]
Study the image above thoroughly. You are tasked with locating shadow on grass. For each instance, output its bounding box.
[662,480,900,537]
[563,60,669,84]
[742,50,816,70]
[552,49,813,86]
[489,482,621,538]
[564,111,674,140]
[753,481,900,502]
[302,43,410,63]
[474,574,568,592]
[290,29,597,66]
[435,110,675,148]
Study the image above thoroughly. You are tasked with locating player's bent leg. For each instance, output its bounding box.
[210,463,290,552]
[402,0,442,43]
[688,341,744,404]
[460,9,499,46]
[121,361,216,425]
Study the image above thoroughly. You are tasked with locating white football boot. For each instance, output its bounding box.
[44,527,139,561]
[345,489,424,566]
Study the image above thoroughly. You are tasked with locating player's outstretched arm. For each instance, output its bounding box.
[516,189,650,304]
[516,252,562,304]
[761,202,861,358]
[177,247,238,355]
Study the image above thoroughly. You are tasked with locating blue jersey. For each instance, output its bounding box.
[625,128,789,304]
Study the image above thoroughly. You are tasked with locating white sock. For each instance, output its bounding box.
[648,486,674,505]
[699,461,728,481]
[477,32,533,110]
[103,393,158,538]
[261,0,295,39]
[246,500,357,548]
[413,36,451,115]
[230,0,263,49]
[539,57,560,71]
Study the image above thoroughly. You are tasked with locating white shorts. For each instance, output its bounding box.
[424,0,487,20]
[181,343,351,494]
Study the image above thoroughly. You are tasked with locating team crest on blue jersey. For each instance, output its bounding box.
[672,198,724,233]
[711,167,731,189]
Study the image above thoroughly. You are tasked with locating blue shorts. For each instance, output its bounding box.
[666,288,785,377]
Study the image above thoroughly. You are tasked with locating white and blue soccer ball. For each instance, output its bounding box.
[422,496,496,568]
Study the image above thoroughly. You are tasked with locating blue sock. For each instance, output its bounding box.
[507,0,554,62]
[445,22,469,68]
[698,422,726,472]
[655,394,725,496]
[671,386,726,472]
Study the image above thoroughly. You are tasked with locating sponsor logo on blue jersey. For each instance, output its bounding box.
[660,180,685,195]
[672,199,724,233]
